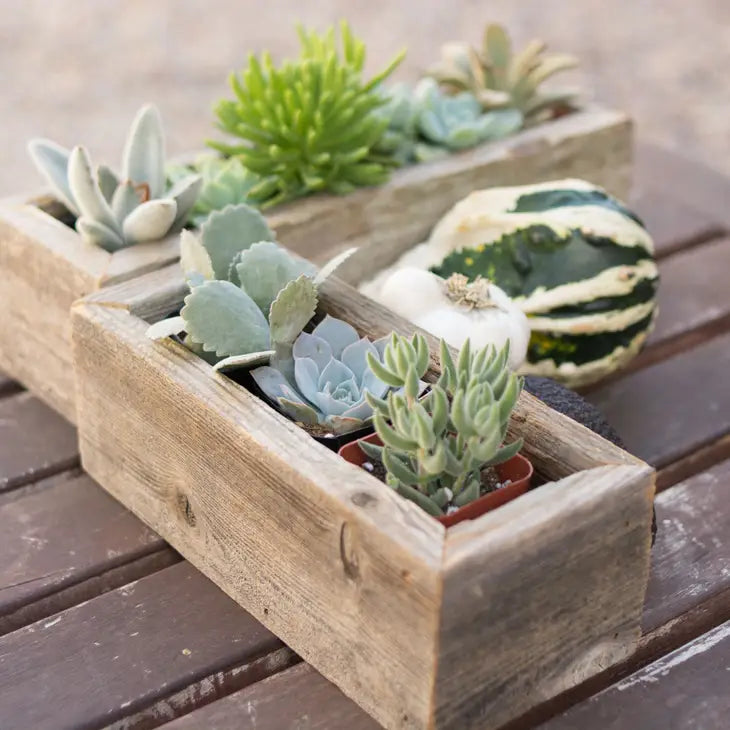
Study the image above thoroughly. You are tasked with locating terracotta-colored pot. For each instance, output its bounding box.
[338,433,533,528]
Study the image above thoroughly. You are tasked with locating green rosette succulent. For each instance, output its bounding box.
[427,23,578,122]
[252,316,394,436]
[415,78,523,151]
[167,155,262,227]
[209,21,405,207]
[28,105,202,252]
[362,336,523,516]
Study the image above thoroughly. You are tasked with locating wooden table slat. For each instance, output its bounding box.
[162,662,378,730]
[541,620,730,730]
[587,331,730,472]
[0,473,176,636]
[0,392,79,493]
[0,562,291,730]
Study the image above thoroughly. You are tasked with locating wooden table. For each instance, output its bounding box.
[1,144,729,730]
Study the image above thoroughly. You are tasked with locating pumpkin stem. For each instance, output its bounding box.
[444,273,497,310]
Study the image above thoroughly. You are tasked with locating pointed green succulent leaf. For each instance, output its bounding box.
[122,104,166,199]
[97,165,120,203]
[395,482,444,516]
[27,138,78,215]
[268,275,317,347]
[168,173,203,230]
[485,438,523,467]
[365,353,404,388]
[382,448,420,486]
[68,146,122,236]
[75,217,126,252]
[359,438,384,462]
[122,198,177,244]
[111,180,141,222]
[181,280,270,357]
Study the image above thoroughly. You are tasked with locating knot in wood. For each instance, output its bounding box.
[339,522,360,581]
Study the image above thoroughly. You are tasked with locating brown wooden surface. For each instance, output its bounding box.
[1,144,730,729]
[541,621,730,730]
[0,392,79,493]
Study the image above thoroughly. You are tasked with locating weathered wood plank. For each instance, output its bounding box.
[627,236,730,373]
[630,187,723,258]
[0,562,292,730]
[588,331,730,471]
[163,663,377,730]
[0,473,177,635]
[643,459,730,633]
[634,143,730,232]
[0,392,79,493]
[541,621,730,730]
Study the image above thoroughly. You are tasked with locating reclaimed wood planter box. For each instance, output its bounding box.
[71,262,655,730]
[0,105,629,422]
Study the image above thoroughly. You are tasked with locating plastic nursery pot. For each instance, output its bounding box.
[338,433,533,528]
[337,433,533,527]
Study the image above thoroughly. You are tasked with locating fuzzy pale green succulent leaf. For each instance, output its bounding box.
[168,173,204,230]
[68,146,122,236]
[75,217,126,252]
[27,139,78,215]
[181,280,270,357]
[200,204,275,280]
[180,229,215,281]
[122,198,177,244]
[145,316,187,341]
[236,242,316,316]
[268,275,318,347]
[212,351,276,372]
[122,104,166,199]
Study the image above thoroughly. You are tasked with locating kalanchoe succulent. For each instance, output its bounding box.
[28,105,202,252]
[167,155,262,227]
[209,21,405,207]
[146,203,353,378]
[415,78,523,151]
[251,316,395,435]
[427,23,578,123]
[361,336,523,516]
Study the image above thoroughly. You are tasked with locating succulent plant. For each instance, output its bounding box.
[361,336,523,516]
[28,105,202,252]
[415,78,523,151]
[427,23,578,123]
[146,203,353,378]
[208,21,405,207]
[167,155,262,227]
[251,315,396,435]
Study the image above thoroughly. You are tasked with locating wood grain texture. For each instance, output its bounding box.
[72,300,445,730]
[72,265,652,729]
[644,459,730,633]
[163,663,378,730]
[436,465,654,730]
[0,561,290,730]
[0,392,79,493]
[0,197,178,422]
[588,331,730,469]
[541,620,730,730]
[0,473,176,635]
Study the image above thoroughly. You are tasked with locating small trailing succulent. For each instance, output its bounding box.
[209,21,405,207]
[251,316,396,436]
[361,336,523,516]
[28,105,202,252]
[167,155,261,227]
[427,23,578,123]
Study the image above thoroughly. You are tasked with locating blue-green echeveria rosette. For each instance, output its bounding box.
[251,315,392,435]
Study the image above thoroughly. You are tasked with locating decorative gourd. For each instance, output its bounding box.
[362,179,658,387]
[375,267,530,369]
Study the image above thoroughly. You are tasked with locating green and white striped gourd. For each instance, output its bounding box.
[425,180,658,386]
[360,179,657,387]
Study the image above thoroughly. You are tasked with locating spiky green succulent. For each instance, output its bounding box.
[209,21,405,207]
[362,337,523,516]
[146,203,353,378]
[167,155,262,227]
[427,23,578,122]
[252,315,396,436]
[28,105,202,252]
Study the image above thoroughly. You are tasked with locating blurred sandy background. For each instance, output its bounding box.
[2,0,729,195]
